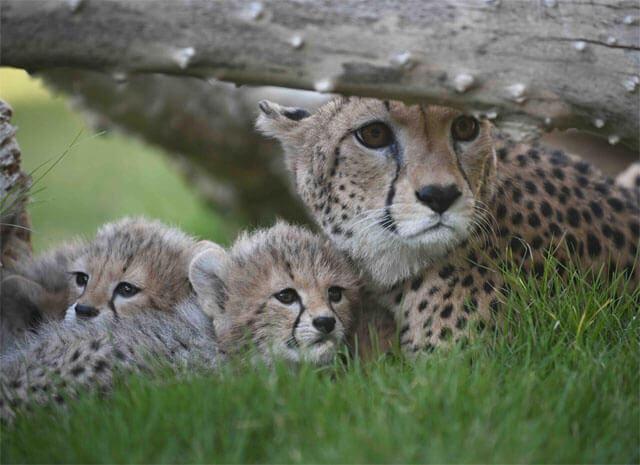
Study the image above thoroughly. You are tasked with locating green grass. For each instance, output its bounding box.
[2,261,638,463]
[0,68,230,251]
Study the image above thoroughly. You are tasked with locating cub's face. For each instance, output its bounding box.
[257,98,497,286]
[190,223,360,366]
[66,252,164,324]
[64,218,199,324]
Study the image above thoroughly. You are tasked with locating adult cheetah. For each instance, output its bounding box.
[258,97,639,354]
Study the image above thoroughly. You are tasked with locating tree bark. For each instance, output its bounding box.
[1,0,639,149]
[0,100,32,268]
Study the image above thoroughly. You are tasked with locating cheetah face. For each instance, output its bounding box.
[257,98,496,286]
[64,218,200,324]
[247,282,352,366]
[190,223,360,366]
[64,255,154,325]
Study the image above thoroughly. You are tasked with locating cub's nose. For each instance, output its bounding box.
[312,316,336,334]
[415,184,462,214]
[75,304,99,318]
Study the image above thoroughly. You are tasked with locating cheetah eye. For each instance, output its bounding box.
[73,272,89,287]
[328,286,343,303]
[114,282,140,298]
[274,288,299,305]
[355,122,394,149]
[451,115,480,142]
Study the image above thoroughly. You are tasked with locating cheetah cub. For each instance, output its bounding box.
[63,217,206,324]
[258,97,639,354]
[1,310,215,422]
[190,222,359,364]
[1,241,84,353]
[1,217,206,353]
[1,223,359,420]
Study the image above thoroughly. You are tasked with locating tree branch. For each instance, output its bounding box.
[2,0,638,149]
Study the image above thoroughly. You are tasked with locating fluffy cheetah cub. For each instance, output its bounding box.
[63,217,206,324]
[1,217,205,353]
[0,310,215,422]
[190,222,359,364]
[258,97,639,354]
[1,223,359,420]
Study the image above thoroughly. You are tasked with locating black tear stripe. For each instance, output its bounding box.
[289,299,306,348]
[255,302,267,315]
[327,301,346,329]
[453,144,472,191]
[380,141,403,233]
[108,299,119,319]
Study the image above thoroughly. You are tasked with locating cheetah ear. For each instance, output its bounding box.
[188,244,230,328]
[256,100,310,138]
[193,240,221,257]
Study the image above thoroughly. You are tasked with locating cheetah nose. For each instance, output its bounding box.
[415,184,462,214]
[75,304,99,318]
[312,316,336,334]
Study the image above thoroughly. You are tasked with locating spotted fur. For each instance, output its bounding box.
[257,97,640,354]
[0,306,215,422]
[1,222,361,420]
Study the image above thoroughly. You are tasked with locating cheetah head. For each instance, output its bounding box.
[189,222,359,366]
[64,217,205,324]
[257,97,497,286]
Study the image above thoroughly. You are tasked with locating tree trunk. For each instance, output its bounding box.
[2,0,639,150]
[0,100,32,268]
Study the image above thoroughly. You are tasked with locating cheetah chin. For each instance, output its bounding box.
[350,203,478,286]
[345,226,466,288]
[282,336,340,366]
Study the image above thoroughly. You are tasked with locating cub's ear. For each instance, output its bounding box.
[256,100,310,139]
[193,240,222,257]
[188,244,229,327]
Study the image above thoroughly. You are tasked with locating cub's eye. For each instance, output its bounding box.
[355,122,394,149]
[451,115,480,142]
[74,272,89,287]
[274,288,299,305]
[114,282,140,298]
[328,286,343,303]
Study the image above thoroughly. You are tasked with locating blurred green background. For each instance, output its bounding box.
[0,67,229,252]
